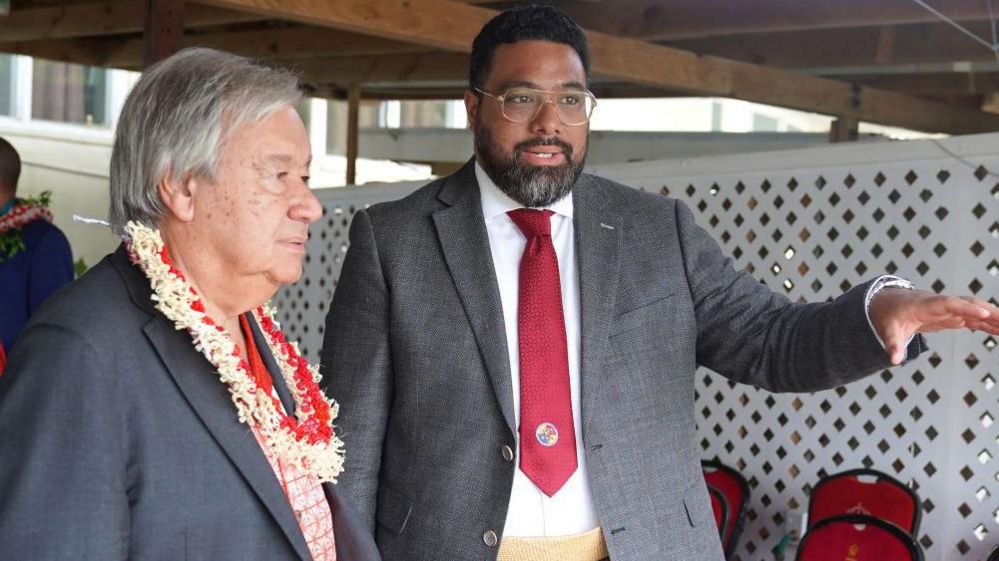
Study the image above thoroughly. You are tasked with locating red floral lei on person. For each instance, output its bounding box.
[125,221,345,482]
[0,193,54,262]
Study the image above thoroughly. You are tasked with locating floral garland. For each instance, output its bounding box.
[124,221,345,483]
[0,192,54,262]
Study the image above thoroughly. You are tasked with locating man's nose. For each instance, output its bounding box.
[530,97,563,136]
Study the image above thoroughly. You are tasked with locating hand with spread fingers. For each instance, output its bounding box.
[870,288,999,365]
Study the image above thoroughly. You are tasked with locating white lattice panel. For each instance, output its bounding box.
[596,134,998,561]
[277,134,997,561]
[273,182,422,360]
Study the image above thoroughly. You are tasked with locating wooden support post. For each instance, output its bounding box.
[143,0,185,67]
[830,116,860,143]
[346,82,361,186]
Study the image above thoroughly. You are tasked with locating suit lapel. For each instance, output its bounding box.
[432,161,517,437]
[573,175,622,436]
[112,248,312,561]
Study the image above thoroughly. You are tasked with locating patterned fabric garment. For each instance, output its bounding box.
[254,427,338,561]
[242,314,336,561]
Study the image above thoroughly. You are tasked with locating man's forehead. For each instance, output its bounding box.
[486,40,586,87]
[494,79,587,92]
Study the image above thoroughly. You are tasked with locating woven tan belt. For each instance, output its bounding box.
[497,527,608,561]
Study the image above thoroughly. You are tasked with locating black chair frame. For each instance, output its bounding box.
[808,468,921,534]
[702,459,750,559]
[795,513,924,561]
[706,483,730,542]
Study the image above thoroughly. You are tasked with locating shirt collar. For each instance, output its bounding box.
[475,161,574,221]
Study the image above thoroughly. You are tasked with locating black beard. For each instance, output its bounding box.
[474,124,586,208]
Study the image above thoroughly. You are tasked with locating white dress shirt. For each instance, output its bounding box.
[475,162,911,538]
[476,163,600,537]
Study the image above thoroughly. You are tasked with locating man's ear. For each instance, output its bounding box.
[464,89,479,133]
[157,169,198,223]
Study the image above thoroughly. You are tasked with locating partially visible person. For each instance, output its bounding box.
[0,48,380,560]
[0,137,73,358]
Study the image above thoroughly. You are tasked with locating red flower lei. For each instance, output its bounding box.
[0,196,55,262]
[0,200,53,234]
[125,222,344,482]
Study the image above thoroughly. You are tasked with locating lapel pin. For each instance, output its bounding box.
[536,422,559,447]
[599,223,615,230]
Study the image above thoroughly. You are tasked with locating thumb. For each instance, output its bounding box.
[882,324,910,365]
[887,341,906,366]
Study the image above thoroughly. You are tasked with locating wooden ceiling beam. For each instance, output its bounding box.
[181,27,429,60]
[295,52,470,86]
[0,37,121,67]
[666,22,999,69]
[831,72,999,96]
[0,28,430,70]
[0,0,264,42]
[8,32,992,104]
[194,0,492,53]
[192,0,999,134]
[519,0,996,41]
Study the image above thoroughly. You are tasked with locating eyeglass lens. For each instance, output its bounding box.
[501,88,594,125]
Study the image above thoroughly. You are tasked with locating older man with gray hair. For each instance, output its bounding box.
[0,48,380,561]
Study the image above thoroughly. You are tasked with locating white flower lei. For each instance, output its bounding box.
[125,221,345,483]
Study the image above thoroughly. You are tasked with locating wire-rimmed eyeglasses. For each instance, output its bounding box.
[475,87,597,126]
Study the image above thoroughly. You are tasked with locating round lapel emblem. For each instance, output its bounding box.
[535,422,559,447]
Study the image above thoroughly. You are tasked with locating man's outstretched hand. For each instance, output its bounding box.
[870,288,999,365]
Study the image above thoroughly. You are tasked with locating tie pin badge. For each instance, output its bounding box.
[536,422,559,447]
[599,223,615,230]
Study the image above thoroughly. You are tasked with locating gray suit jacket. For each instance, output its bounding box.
[321,161,920,561]
[0,246,381,561]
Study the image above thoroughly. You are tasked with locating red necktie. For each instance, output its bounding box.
[508,208,578,497]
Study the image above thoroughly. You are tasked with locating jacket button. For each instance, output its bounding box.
[501,445,514,462]
[483,530,498,547]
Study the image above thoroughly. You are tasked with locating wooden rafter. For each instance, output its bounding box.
[0,1,262,42]
[667,21,999,69]
[0,29,432,71]
[193,0,999,134]
[293,52,469,86]
[539,0,995,41]
[839,72,999,96]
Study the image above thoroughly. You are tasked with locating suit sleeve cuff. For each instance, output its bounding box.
[864,275,919,354]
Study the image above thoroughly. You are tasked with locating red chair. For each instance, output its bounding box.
[707,484,730,539]
[702,460,750,558]
[808,469,920,534]
[0,342,6,375]
[795,514,923,561]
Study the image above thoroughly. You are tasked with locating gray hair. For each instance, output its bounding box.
[109,47,303,236]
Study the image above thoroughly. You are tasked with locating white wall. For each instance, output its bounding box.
[0,119,118,270]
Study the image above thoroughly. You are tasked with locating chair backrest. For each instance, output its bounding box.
[808,469,920,534]
[702,459,750,558]
[707,484,730,539]
[795,514,923,561]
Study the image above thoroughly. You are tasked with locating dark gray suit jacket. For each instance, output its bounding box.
[0,246,381,561]
[321,161,920,561]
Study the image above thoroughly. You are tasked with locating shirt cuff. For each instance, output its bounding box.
[864,275,916,349]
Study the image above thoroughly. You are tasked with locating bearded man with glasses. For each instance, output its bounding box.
[321,6,998,561]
